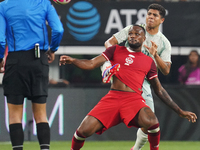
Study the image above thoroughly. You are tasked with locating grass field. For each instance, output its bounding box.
[0,141,200,150]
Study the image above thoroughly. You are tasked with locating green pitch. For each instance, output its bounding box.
[0,141,199,150]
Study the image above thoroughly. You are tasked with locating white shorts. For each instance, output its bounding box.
[142,79,154,112]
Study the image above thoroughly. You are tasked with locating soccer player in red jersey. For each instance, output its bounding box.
[59,25,197,150]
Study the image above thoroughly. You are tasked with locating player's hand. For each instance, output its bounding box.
[59,55,74,66]
[144,41,157,57]
[179,110,197,123]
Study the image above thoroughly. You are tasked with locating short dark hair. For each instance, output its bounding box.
[148,3,166,18]
[133,24,146,35]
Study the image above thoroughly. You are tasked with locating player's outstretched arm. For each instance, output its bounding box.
[149,77,197,123]
[59,55,107,70]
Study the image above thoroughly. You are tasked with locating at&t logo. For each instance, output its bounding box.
[66,1,101,41]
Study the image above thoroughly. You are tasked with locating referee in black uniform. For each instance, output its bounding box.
[0,0,64,150]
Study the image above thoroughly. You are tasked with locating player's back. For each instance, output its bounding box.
[0,0,50,51]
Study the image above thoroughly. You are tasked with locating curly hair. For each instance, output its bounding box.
[134,24,146,35]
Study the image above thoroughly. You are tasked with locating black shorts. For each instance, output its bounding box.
[6,95,47,105]
[3,49,49,104]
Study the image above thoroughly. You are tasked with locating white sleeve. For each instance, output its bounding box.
[113,25,132,44]
[159,39,172,63]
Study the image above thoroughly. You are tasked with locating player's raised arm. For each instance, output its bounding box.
[104,36,118,48]
[144,41,171,75]
[59,55,107,70]
[149,77,197,123]
[104,25,132,48]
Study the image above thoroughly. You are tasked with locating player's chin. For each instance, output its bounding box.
[146,22,155,28]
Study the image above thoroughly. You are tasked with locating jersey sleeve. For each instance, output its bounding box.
[0,4,6,59]
[46,1,64,51]
[147,60,158,80]
[102,45,116,61]
[159,37,172,63]
[113,25,132,44]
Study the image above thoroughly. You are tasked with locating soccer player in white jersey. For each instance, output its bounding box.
[102,3,171,150]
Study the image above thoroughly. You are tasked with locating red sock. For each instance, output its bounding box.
[71,130,86,150]
[148,123,160,150]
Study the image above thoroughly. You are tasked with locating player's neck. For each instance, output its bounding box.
[146,26,159,35]
[127,47,141,53]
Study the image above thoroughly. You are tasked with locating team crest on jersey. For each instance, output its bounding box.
[124,54,135,66]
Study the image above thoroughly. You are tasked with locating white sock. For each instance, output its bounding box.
[133,128,148,150]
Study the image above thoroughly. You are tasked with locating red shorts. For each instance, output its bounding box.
[88,90,149,134]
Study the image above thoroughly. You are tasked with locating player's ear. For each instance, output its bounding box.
[160,17,165,24]
[143,36,146,42]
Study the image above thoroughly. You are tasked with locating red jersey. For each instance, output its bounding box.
[102,45,157,94]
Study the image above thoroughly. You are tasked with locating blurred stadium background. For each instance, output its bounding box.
[0,0,199,149]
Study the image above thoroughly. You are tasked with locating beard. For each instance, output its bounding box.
[128,42,142,49]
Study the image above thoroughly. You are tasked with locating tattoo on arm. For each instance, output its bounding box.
[159,88,180,113]
[150,78,181,114]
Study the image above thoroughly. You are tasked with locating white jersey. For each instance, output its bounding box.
[113,25,172,111]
